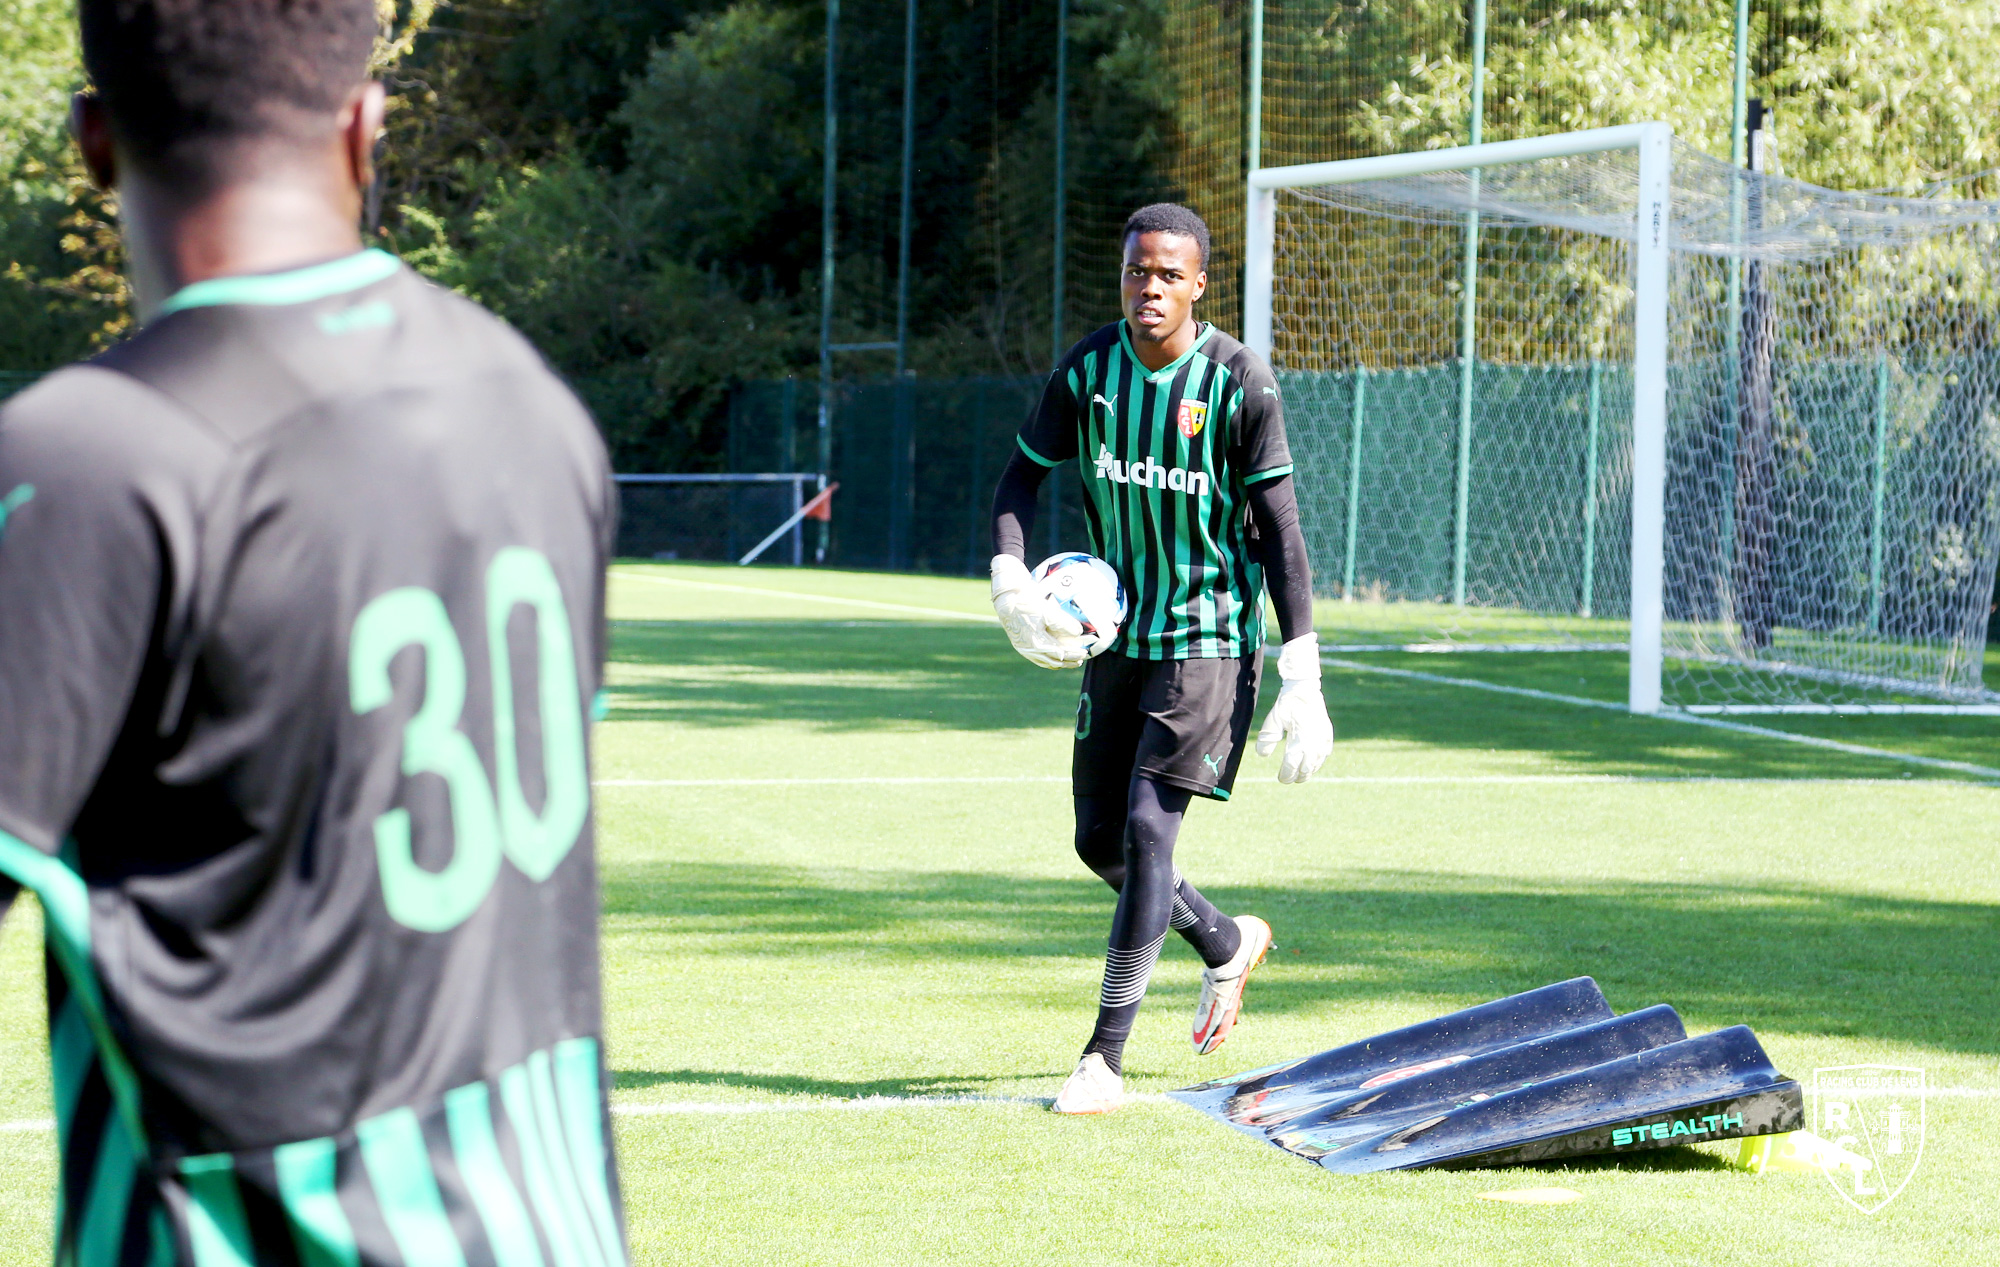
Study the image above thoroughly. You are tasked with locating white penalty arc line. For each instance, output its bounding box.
[590,773,1982,789]
[1324,658,2000,783]
[611,571,999,624]
[6,1085,1998,1133]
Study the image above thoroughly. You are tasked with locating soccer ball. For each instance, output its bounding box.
[1032,552,1127,658]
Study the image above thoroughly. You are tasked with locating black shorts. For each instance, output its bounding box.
[1072,651,1262,802]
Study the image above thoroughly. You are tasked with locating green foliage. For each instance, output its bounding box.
[1346,0,2000,191]
[615,1,823,289]
[0,0,114,369]
[398,157,809,471]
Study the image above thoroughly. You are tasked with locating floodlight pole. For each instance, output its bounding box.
[1452,0,1488,608]
[816,0,840,564]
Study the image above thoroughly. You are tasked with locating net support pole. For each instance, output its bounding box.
[1452,0,1488,608]
[1867,351,1891,631]
[1628,122,1672,714]
[1581,360,1602,618]
[1246,0,1263,173]
[1344,367,1366,599]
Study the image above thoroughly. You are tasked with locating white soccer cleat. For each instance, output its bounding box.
[1052,1053,1125,1115]
[1192,915,1273,1055]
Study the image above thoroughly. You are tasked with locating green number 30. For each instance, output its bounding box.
[349,548,590,932]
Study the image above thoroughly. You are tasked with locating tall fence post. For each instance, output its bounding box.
[1867,351,1891,632]
[1581,360,1602,618]
[1344,367,1367,600]
[816,0,841,564]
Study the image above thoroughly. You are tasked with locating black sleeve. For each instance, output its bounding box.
[1016,364,1081,467]
[1247,474,1314,643]
[0,370,179,860]
[1229,353,1295,487]
[990,449,1051,561]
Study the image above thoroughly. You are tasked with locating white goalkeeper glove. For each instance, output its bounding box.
[991,554,1089,670]
[1256,632,1334,783]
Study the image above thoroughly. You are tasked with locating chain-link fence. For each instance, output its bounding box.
[721,377,1091,575]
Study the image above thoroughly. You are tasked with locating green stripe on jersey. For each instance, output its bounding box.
[445,1082,547,1267]
[500,1064,593,1267]
[181,1154,257,1267]
[1072,323,1266,659]
[77,1110,141,1267]
[274,1136,361,1267]
[553,1037,625,1265]
[356,1108,469,1267]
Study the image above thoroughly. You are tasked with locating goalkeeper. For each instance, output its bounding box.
[989,203,1332,1115]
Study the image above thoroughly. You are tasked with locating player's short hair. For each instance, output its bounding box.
[1121,203,1210,268]
[79,0,377,184]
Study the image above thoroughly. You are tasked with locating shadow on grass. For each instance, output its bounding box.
[606,620,1993,778]
[603,861,2000,1060]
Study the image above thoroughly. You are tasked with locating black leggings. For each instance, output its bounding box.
[1073,777,1241,1075]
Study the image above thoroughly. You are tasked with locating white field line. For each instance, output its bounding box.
[612,571,998,624]
[6,1084,1998,1134]
[591,773,1979,789]
[1324,658,2000,783]
[595,775,1067,787]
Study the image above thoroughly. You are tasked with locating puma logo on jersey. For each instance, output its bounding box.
[1092,392,1118,416]
[1093,444,1210,496]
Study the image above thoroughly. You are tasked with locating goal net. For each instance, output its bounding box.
[1248,125,2000,713]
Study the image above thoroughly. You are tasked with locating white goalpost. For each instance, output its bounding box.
[1246,122,2000,716]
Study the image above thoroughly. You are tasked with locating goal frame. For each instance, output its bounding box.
[1244,123,1674,714]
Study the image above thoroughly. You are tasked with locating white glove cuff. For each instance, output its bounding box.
[991,553,1033,599]
[1275,632,1322,684]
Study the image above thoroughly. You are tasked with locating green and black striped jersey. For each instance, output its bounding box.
[0,252,622,1266]
[1017,321,1293,659]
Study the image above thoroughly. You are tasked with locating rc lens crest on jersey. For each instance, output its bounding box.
[1177,398,1209,439]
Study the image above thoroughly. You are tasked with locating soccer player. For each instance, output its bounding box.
[0,3,624,1263]
[989,204,1333,1115]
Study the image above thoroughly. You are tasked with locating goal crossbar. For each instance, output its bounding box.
[1246,122,1674,714]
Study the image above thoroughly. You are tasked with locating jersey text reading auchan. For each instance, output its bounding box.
[1093,445,1211,496]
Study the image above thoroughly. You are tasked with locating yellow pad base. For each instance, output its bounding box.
[1736,1130,1873,1176]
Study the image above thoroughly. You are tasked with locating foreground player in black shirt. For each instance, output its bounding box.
[0,3,622,1263]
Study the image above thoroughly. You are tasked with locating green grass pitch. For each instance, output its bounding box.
[2,562,1997,1263]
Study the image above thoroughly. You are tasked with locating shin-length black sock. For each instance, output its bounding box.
[1070,778,1241,1076]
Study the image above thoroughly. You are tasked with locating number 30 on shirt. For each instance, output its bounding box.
[349,547,590,933]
